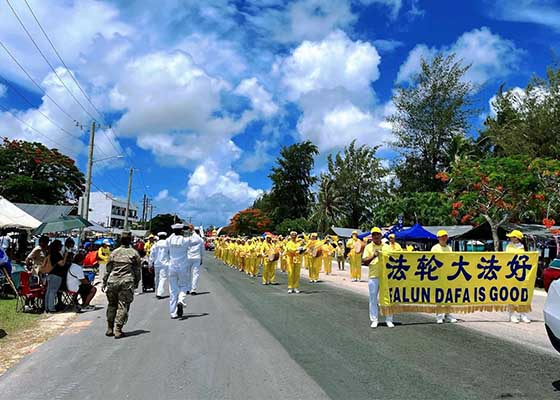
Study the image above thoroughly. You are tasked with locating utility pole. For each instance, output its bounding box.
[141,194,147,228]
[148,203,155,231]
[83,121,95,220]
[124,167,134,230]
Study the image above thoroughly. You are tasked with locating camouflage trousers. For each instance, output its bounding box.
[106,278,135,327]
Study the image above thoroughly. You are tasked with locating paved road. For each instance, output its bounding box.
[1,254,560,400]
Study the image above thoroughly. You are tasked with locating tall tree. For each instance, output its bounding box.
[325,140,387,228]
[230,208,271,235]
[389,53,477,192]
[312,174,348,234]
[267,141,318,225]
[0,138,85,204]
[481,63,560,159]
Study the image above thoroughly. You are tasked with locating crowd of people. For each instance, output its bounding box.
[214,227,533,329]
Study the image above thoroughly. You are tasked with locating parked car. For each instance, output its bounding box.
[544,279,560,353]
[543,258,560,292]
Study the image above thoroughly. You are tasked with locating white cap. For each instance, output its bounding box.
[102,239,110,245]
[171,223,184,230]
[157,232,167,237]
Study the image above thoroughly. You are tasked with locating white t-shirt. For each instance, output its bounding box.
[67,263,85,292]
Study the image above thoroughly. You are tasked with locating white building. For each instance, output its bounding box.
[79,192,138,228]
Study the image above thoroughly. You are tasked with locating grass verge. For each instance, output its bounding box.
[0,298,43,339]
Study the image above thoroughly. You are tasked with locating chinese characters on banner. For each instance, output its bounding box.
[378,252,538,315]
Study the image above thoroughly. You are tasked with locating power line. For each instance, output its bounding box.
[22,0,105,120]
[0,72,81,139]
[5,0,98,123]
[0,38,78,124]
[0,102,78,153]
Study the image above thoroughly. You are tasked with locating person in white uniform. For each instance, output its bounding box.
[166,224,192,319]
[149,232,169,299]
[186,227,204,295]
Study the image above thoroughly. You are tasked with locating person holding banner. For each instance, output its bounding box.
[347,231,363,282]
[363,227,394,328]
[431,230,458,324]
[384,234,402,252]
[505,230,531,324]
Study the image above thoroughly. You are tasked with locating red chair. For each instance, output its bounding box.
[16,271,46,313]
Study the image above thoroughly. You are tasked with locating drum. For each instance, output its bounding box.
[312,246,322,258]
[354,240,364,254]
[268,252,280,262]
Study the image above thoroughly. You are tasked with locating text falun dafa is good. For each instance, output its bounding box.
[378,251,538,315]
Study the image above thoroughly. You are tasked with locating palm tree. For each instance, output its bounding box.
[312,175,348,234]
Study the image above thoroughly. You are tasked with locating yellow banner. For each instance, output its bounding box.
[379,251,538,315]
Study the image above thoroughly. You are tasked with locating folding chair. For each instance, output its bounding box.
[16,271,46,313]
[59,290,82,312]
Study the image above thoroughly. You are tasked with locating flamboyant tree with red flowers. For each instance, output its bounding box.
[0,138,85,204]
[444,156,560,250]
[230,208,271,235]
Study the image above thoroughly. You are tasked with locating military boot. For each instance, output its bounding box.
[114,325,125,339]
[105,321,114,337]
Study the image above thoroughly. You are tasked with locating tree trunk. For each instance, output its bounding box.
[490,224,500,251]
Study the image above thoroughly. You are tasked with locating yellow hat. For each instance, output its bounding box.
[352,230,358,236]
[311,233,318,238]
[371,227,382,234]
[389,233,395,238]
[507,230,524,240]
[437,230,448,237]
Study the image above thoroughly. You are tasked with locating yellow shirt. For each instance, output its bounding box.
[346,238,362,255]
[335,245,345,257]
[431,243,452,252]
[285,240,303,263]
[383,242,402,252]
[362,242,384,278]
[98,246,111,263]
[505,243,525,253]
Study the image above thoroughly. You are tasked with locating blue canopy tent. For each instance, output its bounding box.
[394,223,437,241]
[94,238,115,246]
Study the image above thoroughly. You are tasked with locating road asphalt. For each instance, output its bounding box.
[1,254,560,399]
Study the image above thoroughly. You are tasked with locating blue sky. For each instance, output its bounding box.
[0,0,558,226]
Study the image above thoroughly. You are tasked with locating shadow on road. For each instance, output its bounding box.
[0,329,6,339]
[191,291,210,296]
[180,313,209,320]
[552,380,560,391]
[122,329,150,337]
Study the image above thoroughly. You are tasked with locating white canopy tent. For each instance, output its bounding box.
[0,196,41,229]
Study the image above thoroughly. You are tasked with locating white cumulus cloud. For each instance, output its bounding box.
[396,27,524,87]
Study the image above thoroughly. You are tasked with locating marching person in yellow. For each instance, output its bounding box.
[278,236,288,273]
[285,231,303,293]
[346,231,363,282]
[260,234,277,285]
[431,230,458,324]
[305,233,323,283]
[384,234,402,252]
[363,227,394,328]
[321,236,334,275]
[335,240,346,270]
[505,230,531,324]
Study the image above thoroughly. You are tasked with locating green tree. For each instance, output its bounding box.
[267,141,319,225]
[481,64,560,159]
[0,138,85,204]
[445,156,560,250]
[325,140,387,227]
[389,53,477,192]
[275,217,313,236]
[371,192,454,227]
[230,208,271,235]
[311,174,348,234]
[147,213,183,235]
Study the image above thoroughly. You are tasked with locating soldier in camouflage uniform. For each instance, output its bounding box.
[103,231,141,339]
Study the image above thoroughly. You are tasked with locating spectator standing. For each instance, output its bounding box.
[26,236,49,276]
[44,240,69,313]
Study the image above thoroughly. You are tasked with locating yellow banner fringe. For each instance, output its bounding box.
[380,304,532,315]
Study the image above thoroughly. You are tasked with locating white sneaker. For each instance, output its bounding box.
[510,315,520,323]
[370,321,378,328]
[294,289,300,294]
[436,318,444,324]
[445,316,458,323]
[170,313,178,319]
[288,289,293,294]
[521,315,531,323]
[386,321,395,328]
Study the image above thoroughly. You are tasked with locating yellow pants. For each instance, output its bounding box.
[322,255,332,275]
[304,255,311,270]
[309,256,321,281]
[287,258,301,289]
[255,257,263,276]
[262,260,276,284]
[349,252,362,280]
[280,256,287,272]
